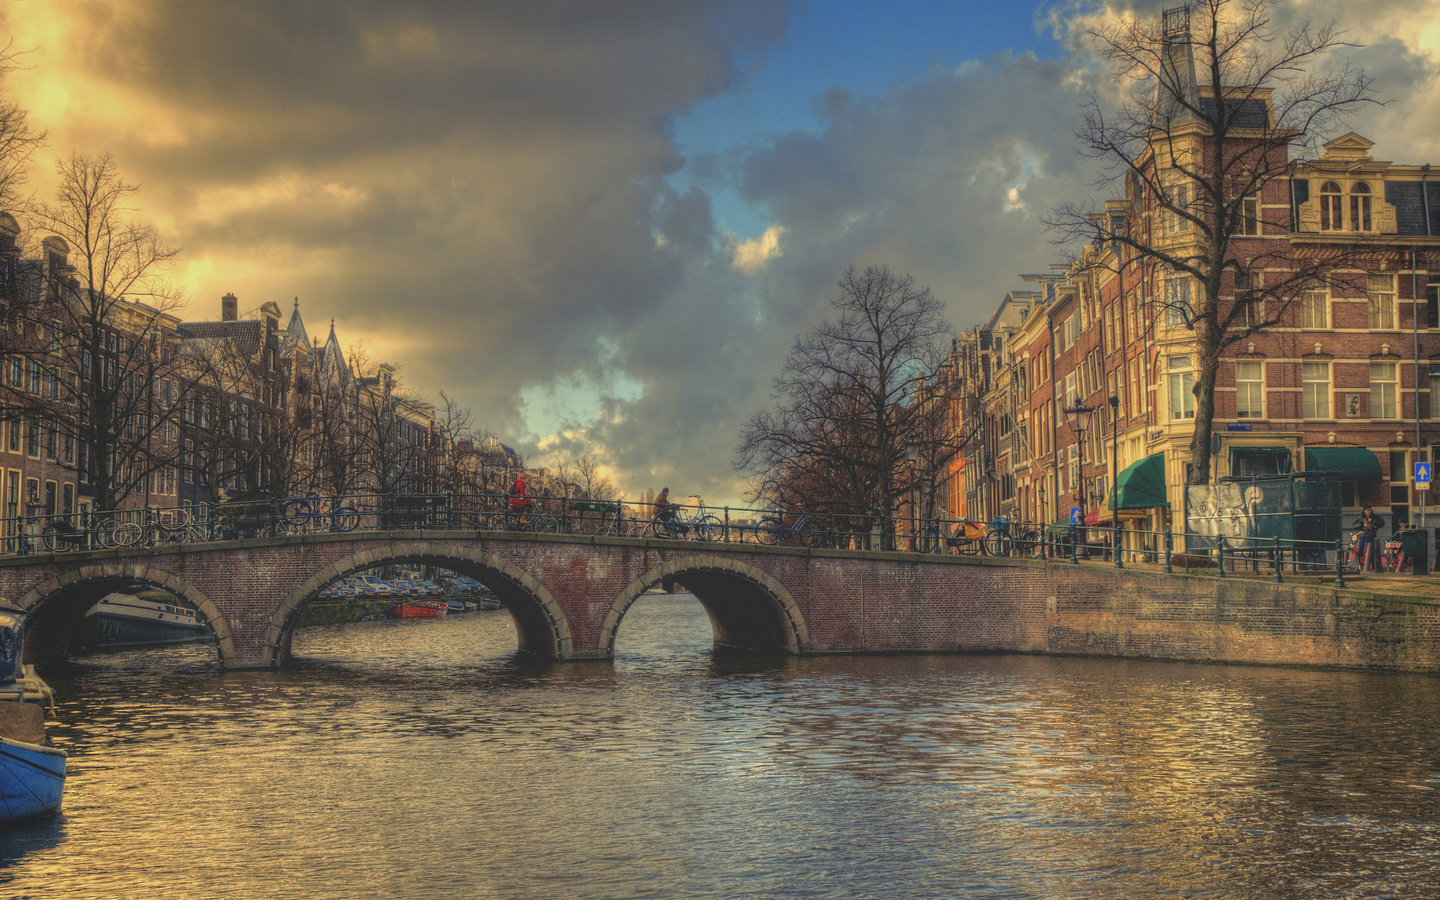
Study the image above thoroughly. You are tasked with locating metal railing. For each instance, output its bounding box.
[1,494,1427,588]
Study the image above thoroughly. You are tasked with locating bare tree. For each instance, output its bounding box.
[737,264,955,519]
[1048,0,1376,483]
[20,153,198,511]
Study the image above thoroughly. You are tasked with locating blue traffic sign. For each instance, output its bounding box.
[1070,507,1080,525]
[1417,462,1432,484]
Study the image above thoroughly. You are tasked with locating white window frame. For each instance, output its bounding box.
[1303,361,1330,419]
[1236,361,1264,419]
[1368,273,1396,330]
[1370,361,1398,420]
[1300,289,1328,329]
[1168,356,1196,420]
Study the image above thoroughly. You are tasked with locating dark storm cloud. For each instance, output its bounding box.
[9,0,1428,502]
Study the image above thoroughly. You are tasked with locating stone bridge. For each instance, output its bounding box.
[0,529,1051,669]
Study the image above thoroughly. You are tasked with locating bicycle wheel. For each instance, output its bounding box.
[1014,530,1041,558]
[282,500,312,529]
[532,515,561,534]
[42,523,68,552]
[691,515,724,542]
[757,518,782,545]
[982,532,1008,557]
[330,507,360,532]
[646,518,673,539]
[109,521,143,548]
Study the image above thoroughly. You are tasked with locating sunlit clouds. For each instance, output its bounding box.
[0,0,1434,503]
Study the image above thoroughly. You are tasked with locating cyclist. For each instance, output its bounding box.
[653,488,688,537]
[508,474,532,527]
[1351,505,1384,571]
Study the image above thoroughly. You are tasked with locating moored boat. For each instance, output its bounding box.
[1,603,66,823]
[391,600,448,619]
[81,586,211,648]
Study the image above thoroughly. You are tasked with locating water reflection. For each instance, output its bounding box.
[4,594,1438,899]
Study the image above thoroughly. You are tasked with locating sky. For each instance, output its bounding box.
[1,0,1437,506]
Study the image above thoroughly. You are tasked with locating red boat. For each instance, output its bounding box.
[391,601,448,619]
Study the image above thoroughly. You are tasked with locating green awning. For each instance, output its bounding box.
[1228,446,1294,475]
[1304,446,1383,481]
[1111,453,1169,509]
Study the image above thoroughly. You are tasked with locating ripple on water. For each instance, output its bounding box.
[5,594,1440,899]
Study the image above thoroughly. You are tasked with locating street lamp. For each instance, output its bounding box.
[1063,401,1095,560]
[1109,395,1122,569]
[905,439,921,551]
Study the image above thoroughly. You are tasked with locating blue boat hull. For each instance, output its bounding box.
[1,735,66,822]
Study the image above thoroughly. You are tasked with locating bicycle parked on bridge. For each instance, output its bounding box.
[282,496,360,534]
[756,512,828,547]
[641,504,723,541]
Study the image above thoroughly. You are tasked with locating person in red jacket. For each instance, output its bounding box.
[507,474,532,528]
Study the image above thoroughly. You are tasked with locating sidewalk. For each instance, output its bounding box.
[1060,551,1440,599]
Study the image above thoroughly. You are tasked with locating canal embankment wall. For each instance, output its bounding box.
[1039,563,1440,673]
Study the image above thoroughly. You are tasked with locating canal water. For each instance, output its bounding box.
[4,593,1440,899]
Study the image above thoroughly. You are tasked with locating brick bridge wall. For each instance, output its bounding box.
[1,531,1437,673]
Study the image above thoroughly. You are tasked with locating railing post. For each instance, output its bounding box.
[1335,537,1346,588]
[723,506,730,543]
[145,506,157,547]
[1217,536,1226,577]
[1114,521,1123,570]
[1163,529,1173,573]
[1273,535,1283,583]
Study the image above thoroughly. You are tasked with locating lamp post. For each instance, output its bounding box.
[905,439,921,552]
[1064,401,1095,559]
[1109,395,1122,569]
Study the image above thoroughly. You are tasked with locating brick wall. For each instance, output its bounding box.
[2,534,1437,672]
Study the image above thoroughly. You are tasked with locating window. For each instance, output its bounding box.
[1301,290,1328,329]
[1168,184,1192,234]
[1429,283,1440,330]
[1239,195,1260,235]
[1368,274,1396,329]
[1431,365,1440,419]
[1320,182,1343,231]
[1370,361,1398,419]
[1064,372,1078,410]
[1236,361,1264,418]
[1165,276,1192,327]
[1303,361,1331,419]
[1168,356,1195,420]
[1351,182,1373,232]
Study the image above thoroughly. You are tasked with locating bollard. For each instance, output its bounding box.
[1217,536,1226,577]
[1273,535,1282,583]
[1163,530,1173,573]
[1335,537,1346,588]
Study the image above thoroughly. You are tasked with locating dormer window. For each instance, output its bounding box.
[1320,182,1343,231]
[1350,182,1372,231]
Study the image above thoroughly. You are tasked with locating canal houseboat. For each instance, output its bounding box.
[81,586,211,648]
[1,602,66,823]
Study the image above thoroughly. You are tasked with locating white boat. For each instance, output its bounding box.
[81,586,211,648]
[1,603,66,823]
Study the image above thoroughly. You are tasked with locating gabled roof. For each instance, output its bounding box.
[281,297,309,358]
[177,319,265,358]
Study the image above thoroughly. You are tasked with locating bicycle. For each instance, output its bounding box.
[282,496,360,533]
[38,514,134,552]
[756,512,825,547]
[1345,529,1381,572]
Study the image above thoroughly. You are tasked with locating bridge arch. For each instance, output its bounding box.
[601,554,809,657]
[270,541,573,667]
[16,563,235,668]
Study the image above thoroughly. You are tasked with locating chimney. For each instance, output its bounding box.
[222,293,238,321]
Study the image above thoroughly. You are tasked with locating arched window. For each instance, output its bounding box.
[1351,182,1372,231]
[1320,182,1343,231]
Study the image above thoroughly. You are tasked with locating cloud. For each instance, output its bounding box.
[1,0,1434,505]
[729,224,785,273]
